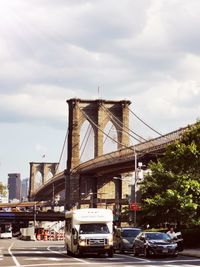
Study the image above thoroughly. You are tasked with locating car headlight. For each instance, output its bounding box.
[148,242,157,248]
[108,236,113,245]
[122,238,130,244]
[79,238,86,246]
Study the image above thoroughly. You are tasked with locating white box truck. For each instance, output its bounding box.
[65,208,114,257]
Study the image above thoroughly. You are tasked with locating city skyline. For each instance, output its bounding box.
[0,1,199,183]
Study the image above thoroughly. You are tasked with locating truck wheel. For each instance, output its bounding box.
[133,246,139,256]
[119,245,124,254]
[66,246,72,256]
[144,247,150,258]
[108,249,114,257]
[77,248,83,258]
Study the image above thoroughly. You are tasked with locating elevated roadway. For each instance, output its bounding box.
[32,124,190,200]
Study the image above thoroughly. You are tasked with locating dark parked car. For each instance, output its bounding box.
[133,232,178,257]
[113,227,141,253]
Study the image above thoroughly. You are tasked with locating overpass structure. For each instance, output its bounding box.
[0,201,65,223]
[28,98,192,210]
[0,201,50,209]
[0,211,64,223]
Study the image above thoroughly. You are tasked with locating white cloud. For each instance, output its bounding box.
[0,0,199,183]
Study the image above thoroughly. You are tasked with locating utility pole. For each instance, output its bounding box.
[134,148,137,226]
[33,204,36,229]
[52,183,55,211]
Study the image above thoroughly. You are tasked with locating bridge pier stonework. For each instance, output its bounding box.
[66,98,131,209]
[29,162,59,200]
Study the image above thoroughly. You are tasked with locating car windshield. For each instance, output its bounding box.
[79,223,109,234]
[121,229,141,238]
[146,232,171,241]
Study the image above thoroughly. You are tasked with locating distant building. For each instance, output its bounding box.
[8,173,21,201]
[21,178,29,201]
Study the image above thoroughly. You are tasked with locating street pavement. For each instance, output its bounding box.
[0,238,200,267]
[180,248,200,258]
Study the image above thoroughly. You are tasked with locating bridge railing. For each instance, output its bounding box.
[33,170,65,196]
[73,125,188,172]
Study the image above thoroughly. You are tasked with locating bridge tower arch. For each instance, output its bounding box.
[66,99,131,209]
[66,98,131,170]
[29,162,59,200]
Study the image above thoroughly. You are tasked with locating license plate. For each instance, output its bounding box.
[163,248,168,253]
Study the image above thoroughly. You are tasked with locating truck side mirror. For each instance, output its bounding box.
[140,236,145,241]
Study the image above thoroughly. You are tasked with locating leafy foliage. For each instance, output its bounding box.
[140,121,200,226]
[0,182,7,196]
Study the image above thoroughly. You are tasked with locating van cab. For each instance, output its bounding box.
[65,208,114,257]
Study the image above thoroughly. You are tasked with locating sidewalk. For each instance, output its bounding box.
[180,248,200,258]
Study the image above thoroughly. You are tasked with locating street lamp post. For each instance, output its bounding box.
[134,148,137,226]
[33,204,37,228]
[132,147,145,226]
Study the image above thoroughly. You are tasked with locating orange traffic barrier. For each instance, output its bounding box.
[49,231,55,241]
[37,234,41,241]
[57,232,64,241]
[44,230,49,241]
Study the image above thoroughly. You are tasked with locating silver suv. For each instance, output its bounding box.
[113,227,141,253]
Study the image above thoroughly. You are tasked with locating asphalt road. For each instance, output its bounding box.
[0,238,200,267]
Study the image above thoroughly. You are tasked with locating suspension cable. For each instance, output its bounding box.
[80,122,91,152]
[101,104,147,142]
[80,124,93,161]
[103,124,114,144]
[78,106,136,152]
[56,127,69,173]
[128,107,163,136]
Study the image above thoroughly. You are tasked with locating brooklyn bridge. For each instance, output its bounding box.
[28,98,191,210]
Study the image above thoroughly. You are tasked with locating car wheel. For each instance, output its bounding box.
[108,249,114,257]
[133,246,139,256]
[77,249,83,258]
[119,244,124,254]
[144,247,150,258]
[173,250,178,257]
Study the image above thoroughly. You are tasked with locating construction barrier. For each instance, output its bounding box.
[56,232,64,241]
[35,228,64,241]
[36,233,41,241]
[44,230,48,241]
[49,230,56,241]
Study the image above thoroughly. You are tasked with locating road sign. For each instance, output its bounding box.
[129,203,140,211]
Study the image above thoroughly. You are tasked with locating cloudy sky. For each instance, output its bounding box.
[0,0,199,185]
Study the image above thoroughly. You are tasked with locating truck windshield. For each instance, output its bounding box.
[79,223,109,234]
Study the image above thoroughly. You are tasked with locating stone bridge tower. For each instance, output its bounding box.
[29,162,59,200]
[66,98,131,209]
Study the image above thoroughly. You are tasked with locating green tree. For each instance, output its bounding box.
[140,121,200,226]
[0,182,7,197]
